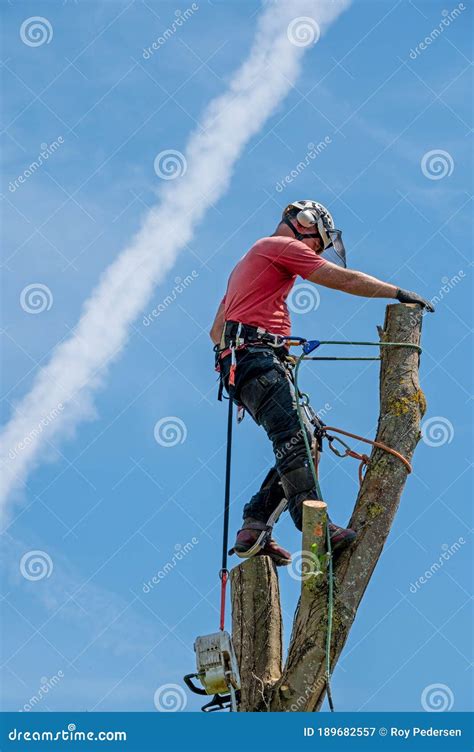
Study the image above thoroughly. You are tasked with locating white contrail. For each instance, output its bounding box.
[0,0,350,519]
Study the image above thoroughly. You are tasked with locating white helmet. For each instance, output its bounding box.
[282,199,346,267]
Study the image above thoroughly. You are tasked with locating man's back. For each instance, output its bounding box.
[222,235,326,336]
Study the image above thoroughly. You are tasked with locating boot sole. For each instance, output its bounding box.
[261,552,291,567]
[233,545,291,567]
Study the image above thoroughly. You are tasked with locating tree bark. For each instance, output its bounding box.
[277,501,329,712]
[230,556,283,711]
[231,303,426,712]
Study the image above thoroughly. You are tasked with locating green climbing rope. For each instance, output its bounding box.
[304,356,381,361]
[316,340,422,352]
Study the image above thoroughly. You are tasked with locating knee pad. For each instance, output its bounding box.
[279,464,315,499]
[280,465,318,532]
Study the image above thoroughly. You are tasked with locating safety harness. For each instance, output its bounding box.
[185,323,420,712]
[214,320,299,400]
[215,320,315,435]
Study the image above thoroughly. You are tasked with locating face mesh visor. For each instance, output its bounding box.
[322,229,346,268]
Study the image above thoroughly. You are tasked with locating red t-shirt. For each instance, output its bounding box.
[221,236,326,336]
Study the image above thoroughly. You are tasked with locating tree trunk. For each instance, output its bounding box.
[230,556,283,711]
[231,303,426,712]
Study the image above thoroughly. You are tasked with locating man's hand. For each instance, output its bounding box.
[396,288,435,312]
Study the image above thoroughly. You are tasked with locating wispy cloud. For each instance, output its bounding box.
[0,0,351,520]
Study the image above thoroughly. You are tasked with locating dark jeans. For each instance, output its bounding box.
[220,347,318,531]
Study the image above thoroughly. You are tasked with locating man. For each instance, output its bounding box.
[210,200,434,566]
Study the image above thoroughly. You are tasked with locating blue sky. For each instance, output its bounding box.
[1,0,472,715]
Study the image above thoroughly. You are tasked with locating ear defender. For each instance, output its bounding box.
[295,209,318,228]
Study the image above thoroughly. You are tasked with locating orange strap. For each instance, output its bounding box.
[219,570,228,631]
[345,449,370,486]
[323,425,412,486]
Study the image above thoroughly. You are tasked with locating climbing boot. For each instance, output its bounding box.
[230,528,291,566]
[328,522,356,555]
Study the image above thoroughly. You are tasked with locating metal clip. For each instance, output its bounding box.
[327,434,352,458]
[283,336,307,347]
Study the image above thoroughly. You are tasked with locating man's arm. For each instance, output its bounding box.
[308,263,397,297]
[210,300,226,345]
[308,262,434,310]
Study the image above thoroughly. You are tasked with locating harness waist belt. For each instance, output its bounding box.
[221,320,287,350]
[215,321,289,398]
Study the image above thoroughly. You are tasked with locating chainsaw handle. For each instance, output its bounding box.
[183,673,207,696]
[201,693,231,712]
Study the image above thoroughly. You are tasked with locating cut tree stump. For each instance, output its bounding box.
[230,556,283,712]
[230,303,426,712]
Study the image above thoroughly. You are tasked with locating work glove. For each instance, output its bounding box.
[396,288,435,312]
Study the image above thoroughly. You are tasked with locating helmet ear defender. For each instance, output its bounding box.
[294,209,329,247]
[295,209,318,228]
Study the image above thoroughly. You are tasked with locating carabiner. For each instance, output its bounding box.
[327,434,352,458]
[283,336,307,347]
